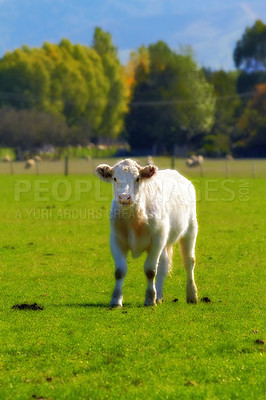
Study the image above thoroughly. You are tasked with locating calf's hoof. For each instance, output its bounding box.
[144,288,156,306]
[110,298,123,308]
[186,283,198,304]
[144,300,157,307]
[186,294,198,304]
[110,304,122,309]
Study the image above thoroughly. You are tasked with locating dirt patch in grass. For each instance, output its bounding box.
[172,298,179,303]
[201,297,211,303]
[254,339,264,345]
[184,380,197,386]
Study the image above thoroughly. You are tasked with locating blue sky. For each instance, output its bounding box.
[0,0,265,70]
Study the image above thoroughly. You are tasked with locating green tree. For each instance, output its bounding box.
[234,20,266,71]
[125,42,215,153]
[233,20,266,156]
[0,28,128,146]
[0,48,51,110]
[203,69,241,156]
[0,107,70,151]
[236,84,266,156]
[93,27,128,139]
[234,20,266,95]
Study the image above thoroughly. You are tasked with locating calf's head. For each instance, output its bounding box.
[96,159,157,206]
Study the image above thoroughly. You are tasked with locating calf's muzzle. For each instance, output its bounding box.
[118,194,132,205]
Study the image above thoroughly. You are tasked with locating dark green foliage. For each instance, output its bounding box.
[230,20,266,156]
[0,107,70,150]
[236,84,266,157]
[126,43,215,153]
[234,20,266,71]
[203,70,241,156]
[236,71,266,94]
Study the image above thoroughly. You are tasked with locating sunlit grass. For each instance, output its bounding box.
[0,174,265,399]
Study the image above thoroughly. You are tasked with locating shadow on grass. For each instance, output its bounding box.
[52,302,133,309]
[52,303,109,308]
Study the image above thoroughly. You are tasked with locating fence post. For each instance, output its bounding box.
[64,155,69,176]
[171,156,175,169]
[91,158,96,174]
[200,163,204,177]
[252,160,256,178]
[10,161,14,175]
[225,159,230,178]
[89,157,94,174]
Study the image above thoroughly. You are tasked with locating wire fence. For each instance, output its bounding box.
[0,157,265,178]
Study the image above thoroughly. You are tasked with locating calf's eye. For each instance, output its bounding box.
[136,177,140,183]
[113,177,117,182]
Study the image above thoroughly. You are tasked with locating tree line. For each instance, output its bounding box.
[0,21,265,158]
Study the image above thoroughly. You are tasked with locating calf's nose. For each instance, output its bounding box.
[118,194,132,205]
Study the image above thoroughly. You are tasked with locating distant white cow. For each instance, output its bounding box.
[186,155,204,167]
[3,154,11,162]
[25,159,35,169]
[146,155,154,165]
[225,155,234,161]
[96,159,198,307]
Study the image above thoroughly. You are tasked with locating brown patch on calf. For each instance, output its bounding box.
[139,164,157,179]
[114,208,148,241]
[101,167,112,179]
[145,270,156,280]
[132,209,147,237]
[95,164,113,181]
[115,268,124,280]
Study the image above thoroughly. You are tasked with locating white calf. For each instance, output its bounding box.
[96,159,198,307]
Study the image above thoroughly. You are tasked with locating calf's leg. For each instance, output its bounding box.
[155,246,172,303]
[110,236,127,307]
[179,220,198,304]
[144,239,166,306]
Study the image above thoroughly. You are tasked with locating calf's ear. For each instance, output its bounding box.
[139,164,158,179]
[95,164,113,182]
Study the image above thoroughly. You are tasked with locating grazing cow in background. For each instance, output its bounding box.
[25,159,35,169]
[3,154,11,162]
[146,155,154,165]
[186,155,204,168]
[96,159,198,307]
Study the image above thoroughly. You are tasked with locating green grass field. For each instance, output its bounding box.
[0,171,265,399]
